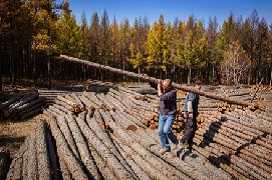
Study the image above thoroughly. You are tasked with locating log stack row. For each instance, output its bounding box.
[192,110,272,180]
[129,84,272,180]
[0,91,44,121]
[5,82,272,179]
[6,121,61,180]
[43,97,230,180]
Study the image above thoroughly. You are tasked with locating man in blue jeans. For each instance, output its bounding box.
[157,79,178,155]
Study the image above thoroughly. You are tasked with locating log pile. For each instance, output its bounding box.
[0,91,45,120]
[43,104,230,179]
[38,89,81,105]
[6,121,61,180]
[193,110,272,180]
[5,82,272,180]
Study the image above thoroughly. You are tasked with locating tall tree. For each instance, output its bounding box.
[221,40,251,85]
[78,12,89,59]
[88,12,100,61]
[146,15,171,78]
[206,17,219,82]
[129,17,149,74]
[175,16,207,84]
[98,11,111,66]
[55,1,80,56]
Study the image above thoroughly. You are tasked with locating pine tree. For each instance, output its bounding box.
[174,16,207,84]
[146,15,171,78]
[98,11,111,65]
[88,12,100,61]
[119,19,131,72]
[31,0,58,54]
[110,17,121,67]
[55,1,80,56]
[78,13,89,59]
[206,17,219,82]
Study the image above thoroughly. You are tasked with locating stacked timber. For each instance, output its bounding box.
[47,93,86,114]
[6,82,272,179]
[6,121,61,180]
[42,105,230,179]
[0,91,44,120]
[193,110,272,180]
[38,89,82,105]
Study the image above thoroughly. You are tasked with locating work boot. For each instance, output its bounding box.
[179,142,189,150]
[159,148,170,155]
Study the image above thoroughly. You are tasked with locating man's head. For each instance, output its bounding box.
[162,79,172,91]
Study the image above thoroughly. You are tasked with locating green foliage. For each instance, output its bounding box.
[55,10,80,56]
[2,2,272,85]
[174,17,207,69]
[146,15,171,73]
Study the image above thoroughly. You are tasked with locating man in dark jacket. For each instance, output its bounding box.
[157,79,178,154]
[180,82,201,149]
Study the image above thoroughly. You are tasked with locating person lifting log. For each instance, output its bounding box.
[157,79,178,155]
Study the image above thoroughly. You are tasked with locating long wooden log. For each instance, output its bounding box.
[89,111,140,179]
[75,111,134,180]
[35,121,52,180]
[58,55,257,108]
[65,114,102,179]
[49,118,89,180]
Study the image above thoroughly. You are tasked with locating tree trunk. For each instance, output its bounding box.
[187,67,192,85]
[248,68,251,85]
[47,55,51,89]
[58,55,259,108]
[212,64,215,83]
[0,73,2,92]
[137,67,141,82]
[269,68,272,86]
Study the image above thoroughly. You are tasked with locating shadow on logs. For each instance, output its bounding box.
[199,116,227,148]
[208,154,231,168]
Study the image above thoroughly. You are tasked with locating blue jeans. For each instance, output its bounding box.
[158,114,178,150]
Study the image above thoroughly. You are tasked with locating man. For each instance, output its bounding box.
[180,82,201,149]
[157,79,178,154]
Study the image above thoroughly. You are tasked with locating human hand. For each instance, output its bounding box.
[182,111,188,119]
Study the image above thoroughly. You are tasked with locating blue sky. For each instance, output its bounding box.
[68,0,272,25]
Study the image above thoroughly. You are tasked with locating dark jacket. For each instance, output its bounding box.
[183,92,199,113]
[159,89,177,115]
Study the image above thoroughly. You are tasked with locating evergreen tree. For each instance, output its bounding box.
[78,13,89,59]
[55,1,80,56]
[88,12,100,61]
[146,15,171,78]
[98,11,111,65]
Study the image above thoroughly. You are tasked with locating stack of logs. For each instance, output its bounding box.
[6,121,61,180]
[6,84,231,180]
[5,83,272,180]
[127,84,272,179]
[0,91,44,121]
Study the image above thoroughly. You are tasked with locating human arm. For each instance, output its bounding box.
[157,80,163,96]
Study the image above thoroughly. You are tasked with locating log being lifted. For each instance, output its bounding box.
[58,55,257,108]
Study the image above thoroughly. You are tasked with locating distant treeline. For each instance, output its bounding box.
[1,0,272,86]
